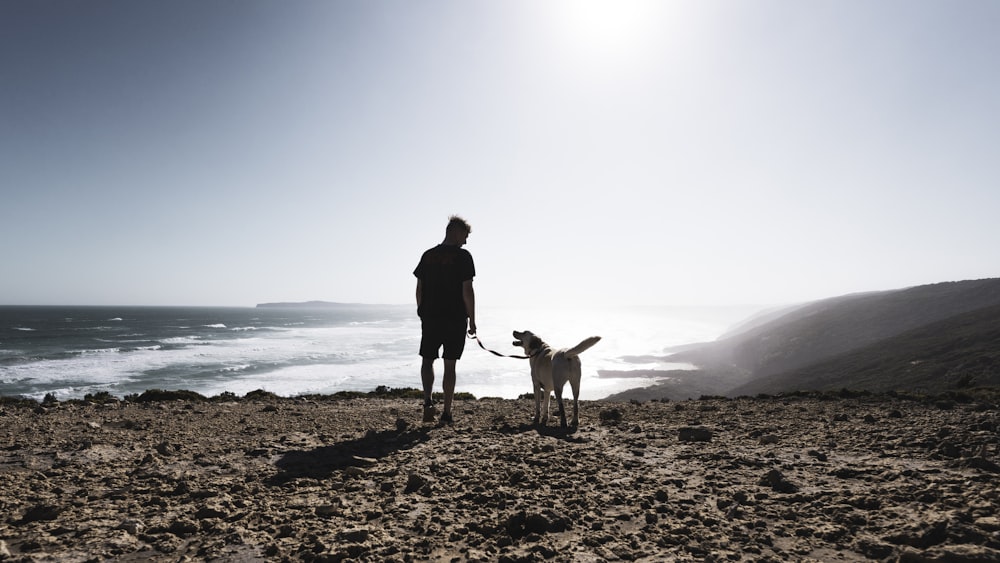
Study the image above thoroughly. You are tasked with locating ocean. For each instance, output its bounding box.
[0,304,763,402]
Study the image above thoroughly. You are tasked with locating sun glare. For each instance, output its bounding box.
[551,0,664,63]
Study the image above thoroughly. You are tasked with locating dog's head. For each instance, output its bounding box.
[512,330,543,355]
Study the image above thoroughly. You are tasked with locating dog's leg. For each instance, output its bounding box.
[541,389,551,425]
[552,354,570,428]
[569,376,580,427]
[533,382,543,426]
[555,387,568,428]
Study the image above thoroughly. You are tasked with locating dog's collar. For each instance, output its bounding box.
[528,345,549,359]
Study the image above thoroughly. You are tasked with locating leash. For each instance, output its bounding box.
[469,334,529,359]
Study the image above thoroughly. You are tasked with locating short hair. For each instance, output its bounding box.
[446,215,472,234]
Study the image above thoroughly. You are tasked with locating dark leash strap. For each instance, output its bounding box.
[469,334,529,359]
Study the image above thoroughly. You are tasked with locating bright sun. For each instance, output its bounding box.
[551,0,664,62]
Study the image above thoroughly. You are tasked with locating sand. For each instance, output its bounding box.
[1,393,999,562]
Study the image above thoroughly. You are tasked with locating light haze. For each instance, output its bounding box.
[2,1,998,308]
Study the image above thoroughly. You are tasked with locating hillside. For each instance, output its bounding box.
[608,278,1000,401]
[730,303,1000,396]
[674,278,1000,378]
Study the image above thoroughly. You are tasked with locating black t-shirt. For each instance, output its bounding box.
[413,244,475,319]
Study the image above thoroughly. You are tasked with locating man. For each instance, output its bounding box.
[413,215,477,425]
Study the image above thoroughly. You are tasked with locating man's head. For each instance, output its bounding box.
[444,215,471,246]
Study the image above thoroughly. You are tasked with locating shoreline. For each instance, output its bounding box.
[2,391,999,561]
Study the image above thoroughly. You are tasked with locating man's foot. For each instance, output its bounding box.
[439,412,454,426]
[422,405,438,424]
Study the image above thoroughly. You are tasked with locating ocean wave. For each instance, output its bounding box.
[79,348,121,355]
[120,346,162,353]
[162,336,202,344]
[204,324,227,329]
[230,326,286,333]
[14,327,36,332]
[108,318,123,322]
[1,355,30,367]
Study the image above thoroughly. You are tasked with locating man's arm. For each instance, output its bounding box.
[463,279,476,335]
[415,279,423,308]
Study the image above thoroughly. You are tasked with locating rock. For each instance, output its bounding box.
[886,520,949,549]
[599,408,623,424]
[963,456,1000,473]
[336,528,370,543]
[117,518,145,535]
[524,513,550,534]
[316,505,340,517]
[404,472,428,494]
[678,426,713,442]
[759,469,798,493]
[194,506,228,520]
[18,504,63,524]
[155,441,177,456]
[344,466,366,478]
[167,519,199,536]
[898,544,1000,563]
[807,449,828,462]
[974,516,1000,531]
[936,441,961,458]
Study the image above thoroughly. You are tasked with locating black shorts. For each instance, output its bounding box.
[419,317,468,360]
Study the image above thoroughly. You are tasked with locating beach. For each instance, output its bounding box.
[1,392,999,562]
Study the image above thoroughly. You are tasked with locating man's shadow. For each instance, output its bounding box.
[268,426,430,485]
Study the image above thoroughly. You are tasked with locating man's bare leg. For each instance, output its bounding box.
[421,357,437,422]
[442,359,457,419]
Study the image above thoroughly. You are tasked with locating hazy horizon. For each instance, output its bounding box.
[3,1,998,308]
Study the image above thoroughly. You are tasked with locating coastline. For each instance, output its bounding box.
[2,391,999,561]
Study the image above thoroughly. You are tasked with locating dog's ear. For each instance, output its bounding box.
[528,335,542,352]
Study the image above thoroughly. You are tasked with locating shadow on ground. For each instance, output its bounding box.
[495,421,589,443]
[269,426,431,484]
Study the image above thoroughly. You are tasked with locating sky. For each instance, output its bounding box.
[2,0,998,308]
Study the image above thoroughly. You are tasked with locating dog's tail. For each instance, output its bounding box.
[565,336,601,357]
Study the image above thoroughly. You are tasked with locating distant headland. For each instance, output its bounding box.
[256,300,365,309]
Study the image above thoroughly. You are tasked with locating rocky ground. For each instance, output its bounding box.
[1,392,999,562]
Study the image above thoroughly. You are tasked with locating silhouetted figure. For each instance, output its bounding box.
[413,216,477,425]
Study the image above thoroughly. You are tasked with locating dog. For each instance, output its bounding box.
[512,330,601,428]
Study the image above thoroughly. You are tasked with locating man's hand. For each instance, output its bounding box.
[468,320,477,336]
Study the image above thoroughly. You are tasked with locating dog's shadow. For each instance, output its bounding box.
[497,421,588,443]
[267,427,431,485]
